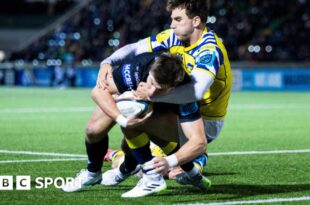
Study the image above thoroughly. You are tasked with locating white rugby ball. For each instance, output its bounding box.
[116,91,152,118]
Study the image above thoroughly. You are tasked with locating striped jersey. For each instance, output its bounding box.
[147,27,232,120]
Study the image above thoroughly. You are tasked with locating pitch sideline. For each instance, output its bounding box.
[0,103,309,114]
[0,149,310,164]
[0,158,87,164]
[173,196,310,205]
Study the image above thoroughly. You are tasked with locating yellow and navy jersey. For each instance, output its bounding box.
[147,27,232,120]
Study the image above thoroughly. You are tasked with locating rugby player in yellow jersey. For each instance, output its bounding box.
[99,0,232,198]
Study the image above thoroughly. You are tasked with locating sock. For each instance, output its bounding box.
[125,132,153,166]
[186,165,200,177]
[119,153,139,174]
[193,153,208,172]
[86,135,109,173]
[180,161,200,177]
[180,161,195,172]
[87,171,99,177]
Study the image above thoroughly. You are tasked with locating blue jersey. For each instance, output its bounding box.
[112,54,200,122]
[112,53,157,93]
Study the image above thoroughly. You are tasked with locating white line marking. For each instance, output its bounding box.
[0,158,87,164]
[229,104,309,110]
[0,150,86,158]
[1,149,309,160]
[174,196,310,205]
[0,104,309,114]
[0,107,94,113]
[209,149,310,156]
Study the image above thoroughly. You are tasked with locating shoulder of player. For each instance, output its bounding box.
[194,44,223,70]
[196,43,222,61]
[151,29,174,42]
[135,53,158,64]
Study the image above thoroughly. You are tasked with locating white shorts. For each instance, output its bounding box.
[178,119,224,146]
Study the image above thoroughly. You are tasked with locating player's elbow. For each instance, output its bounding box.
[192,71,214,100]
[197,140,207,156]
[194,90,205,101]
[192,80,209,100]
[91,87,99,101]
[193,80,213,100]
[191,136,207,156]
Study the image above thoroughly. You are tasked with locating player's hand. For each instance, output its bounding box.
[168,167,184,179]
[125,111,152,128]
[143,157,170,176]
[97,63,113,88]
[133,82,154,100]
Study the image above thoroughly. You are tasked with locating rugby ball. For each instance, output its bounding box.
[116,91,153,118]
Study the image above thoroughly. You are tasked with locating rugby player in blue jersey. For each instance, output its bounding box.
[62,53,205,193]
[98,0,232,198]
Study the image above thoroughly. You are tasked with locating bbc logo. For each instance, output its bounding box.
[0,176,31,190]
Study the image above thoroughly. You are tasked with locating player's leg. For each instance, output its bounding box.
[101,138,141,186]
[149,137,179,158]
[119,110,179,198]
[85,106,116,173]
[102,136,180,185]
[63,106,116,192]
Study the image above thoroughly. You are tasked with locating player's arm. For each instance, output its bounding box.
[92,67,151,128]
[98,30,171,88]
[172,117,207,164]
[150,69,214,103]
[144,103,207,175]
[146,118,207,175]
[100,29,172,65]
[91,77,122,122]
[139,48,221,103]
[101,38,150,65]
[97,39,150,89]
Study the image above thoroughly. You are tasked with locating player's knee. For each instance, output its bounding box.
[85,123,104,140]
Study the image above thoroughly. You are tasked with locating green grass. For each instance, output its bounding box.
[0,87,310,205]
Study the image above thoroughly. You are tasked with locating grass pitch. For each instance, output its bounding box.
[0,87,309,205]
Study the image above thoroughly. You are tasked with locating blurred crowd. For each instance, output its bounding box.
[9,0,310,63]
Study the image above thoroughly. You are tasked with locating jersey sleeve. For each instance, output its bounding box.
[148,29,181,52]
[195,45,224,77]
[178,102,201,123]
[112,64,134,93]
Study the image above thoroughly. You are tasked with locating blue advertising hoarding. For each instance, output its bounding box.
[2,65,310,91]
[233,69,310,91]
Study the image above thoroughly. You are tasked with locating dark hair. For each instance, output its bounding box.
[166,0,209,23]
[150,53,186,88]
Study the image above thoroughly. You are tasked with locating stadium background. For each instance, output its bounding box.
[0,0,309,90]
[0,1,309,205]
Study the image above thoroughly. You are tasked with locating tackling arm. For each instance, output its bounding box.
[101,38,150,65]
[150,69,214,104]
[173,117,207,165]
[144,117,207,175]
[97,38,150,89]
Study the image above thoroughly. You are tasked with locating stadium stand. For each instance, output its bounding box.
[3,0,309,63]
[0,0,309,90]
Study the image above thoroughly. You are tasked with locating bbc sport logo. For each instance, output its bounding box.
[0,176,80,190]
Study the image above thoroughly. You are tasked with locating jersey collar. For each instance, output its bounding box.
[184,27,208,51]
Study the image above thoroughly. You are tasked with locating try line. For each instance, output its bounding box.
[0,158,87,164]
[174,196,310,205]
[0,104,309,114]
[0,149,309,164]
